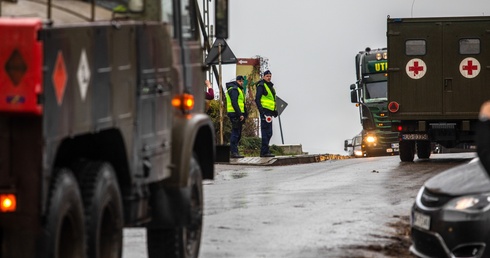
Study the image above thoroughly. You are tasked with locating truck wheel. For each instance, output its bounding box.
[79,162,123,258]
[399,141,415,162]
[416,141,431,159]
[42,168,85,258]
[147,156,203,258]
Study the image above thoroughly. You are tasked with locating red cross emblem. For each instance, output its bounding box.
[409,61,424,75]
[405,58,427,79]
[460,57,480,78]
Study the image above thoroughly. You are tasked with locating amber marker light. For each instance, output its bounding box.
[172,93,195,112]
[0,194,17,212]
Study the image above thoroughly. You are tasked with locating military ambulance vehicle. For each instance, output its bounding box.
[387,16,490,162]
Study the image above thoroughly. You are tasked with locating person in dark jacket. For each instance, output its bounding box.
[255,70,278,157]
[477,100,490,173]
[226,76,247,158]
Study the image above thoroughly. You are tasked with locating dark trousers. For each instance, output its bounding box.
[230,118,243,155]
[260,116,273,155]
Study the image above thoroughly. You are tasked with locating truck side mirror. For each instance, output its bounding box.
[350,89,358,103]
[215,0,229,39]
[344,139,352,150]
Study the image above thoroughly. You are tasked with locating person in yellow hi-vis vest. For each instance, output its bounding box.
[226,76,247,158]
[255,70,278,157]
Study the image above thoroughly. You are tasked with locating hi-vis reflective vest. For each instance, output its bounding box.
[226,87,245,113]
[260,83,276,111]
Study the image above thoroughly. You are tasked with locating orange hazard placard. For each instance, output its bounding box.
[52,51,67,105]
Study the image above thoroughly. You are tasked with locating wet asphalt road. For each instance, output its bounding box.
[122,152,477,258]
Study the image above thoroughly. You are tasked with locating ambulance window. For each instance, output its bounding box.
[460,39,480,55]
[406,40,426,56]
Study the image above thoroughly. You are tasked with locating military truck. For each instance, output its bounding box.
[349,47,399,157]
[0,0,221,257]
[387,16,490,162]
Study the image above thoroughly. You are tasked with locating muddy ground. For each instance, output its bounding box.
[342,215,416,258]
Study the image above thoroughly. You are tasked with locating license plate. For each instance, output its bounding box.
[391,143,399,148]
[412,211,430,230]
[402,134,429,140]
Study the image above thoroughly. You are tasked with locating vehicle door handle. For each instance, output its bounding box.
[444,78,452,92]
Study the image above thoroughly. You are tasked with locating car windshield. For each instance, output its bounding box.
[364,81,387,103]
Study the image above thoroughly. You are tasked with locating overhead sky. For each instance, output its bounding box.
[216,0,490,155]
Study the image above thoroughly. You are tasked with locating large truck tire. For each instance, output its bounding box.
[79,162,123,258]
[416,141,431,159]
[41,168,86,258]
[147,156,203,258]
[399,141,415,162]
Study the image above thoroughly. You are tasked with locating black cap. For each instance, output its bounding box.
[236,75,244,81]
[263,70,271,76]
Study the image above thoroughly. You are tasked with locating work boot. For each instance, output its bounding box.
[260,153,275,158]
[231,153,244,159]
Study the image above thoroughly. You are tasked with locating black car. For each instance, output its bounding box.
[411,158,490,258]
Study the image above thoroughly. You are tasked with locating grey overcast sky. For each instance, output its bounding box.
[218,0,490,155]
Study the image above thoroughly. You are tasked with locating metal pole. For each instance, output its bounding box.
[48,0,51,20]
[203,0,213,84]
[278,114,284,144]
[218,43,224,145]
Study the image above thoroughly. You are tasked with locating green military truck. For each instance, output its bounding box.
[0,0,221,257]
[349,47,399,157]
[387,16,489,162]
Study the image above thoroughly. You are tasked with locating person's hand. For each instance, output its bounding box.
[205,80,212,89]
[240,115,244,121]
[273,110,278,117]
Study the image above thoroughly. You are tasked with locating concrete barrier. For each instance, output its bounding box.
[275,144,304,155]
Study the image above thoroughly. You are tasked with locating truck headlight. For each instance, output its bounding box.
[366,136,376,143]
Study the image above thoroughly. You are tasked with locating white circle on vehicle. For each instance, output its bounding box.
[405,58,427,79]
[459,57,480,79]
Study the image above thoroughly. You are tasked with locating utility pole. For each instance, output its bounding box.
[218,43,224,144]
